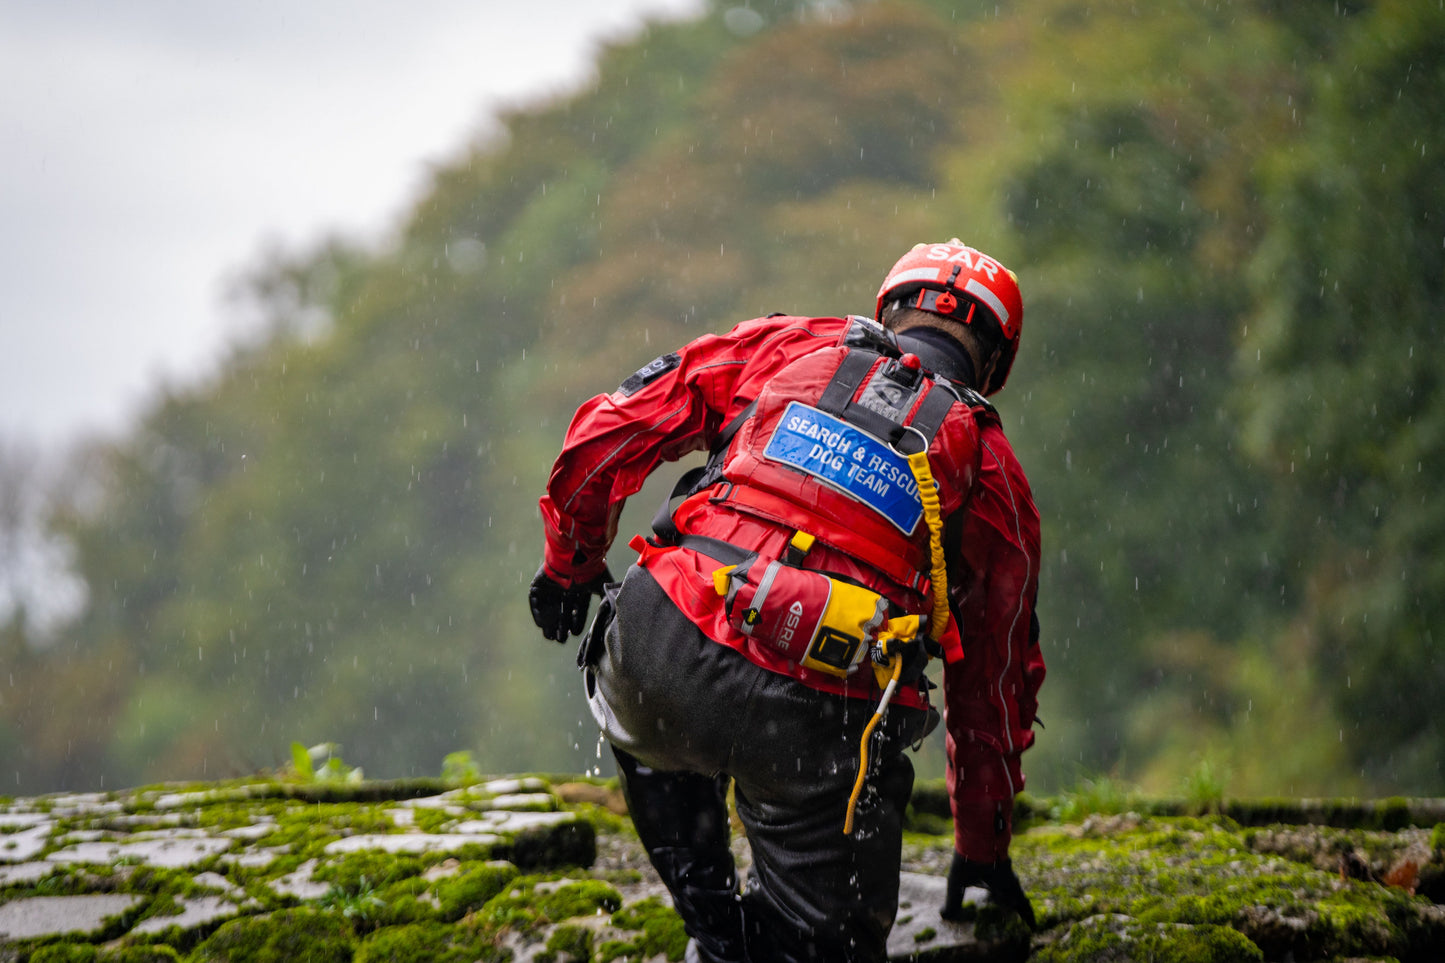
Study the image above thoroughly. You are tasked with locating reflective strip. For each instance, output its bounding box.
[982,437,1028,797]
[889,266,944,287]
[745,561,783,637]
[965,278,1010,327]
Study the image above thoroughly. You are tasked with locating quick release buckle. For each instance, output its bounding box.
[784,530,815,566]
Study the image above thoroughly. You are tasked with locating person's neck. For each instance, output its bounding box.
[896,326,977,389]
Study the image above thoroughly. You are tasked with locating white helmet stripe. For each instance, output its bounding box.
[887,267,944,287]
[965,277,1010,327]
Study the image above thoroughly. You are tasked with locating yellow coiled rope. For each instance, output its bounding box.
[911,448,951,642]
[843,448,949,835]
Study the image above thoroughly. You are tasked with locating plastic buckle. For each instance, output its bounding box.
[785,530,815,566]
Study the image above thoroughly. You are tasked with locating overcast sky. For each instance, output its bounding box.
[0,0,703,452]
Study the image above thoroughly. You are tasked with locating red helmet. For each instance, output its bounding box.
[875,240,1023,393]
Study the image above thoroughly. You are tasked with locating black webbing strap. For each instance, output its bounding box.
[675,533,752,566]
[650,466,706,542]
[717,398,759,450]
[849,405,912,446]
[903,384,957,454]
[819,348,958,454]
[817,349,879,416]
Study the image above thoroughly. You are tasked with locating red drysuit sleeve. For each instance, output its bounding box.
[942,420,1045,863]
[537,316,840,586]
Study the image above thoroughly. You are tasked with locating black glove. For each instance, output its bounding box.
[941,854,1036,931]
[528,565,611,643]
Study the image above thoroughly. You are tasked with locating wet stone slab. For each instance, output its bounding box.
[0,894,144,940]
[0,863,53,886]
[453,809,576,834]
[131,895,246,936]
[268,859,330,901]
[0,824,53,863]
[0,776,608,953]
[888,873,1010,962]
[46,830,235,868]
[322,831,504,855]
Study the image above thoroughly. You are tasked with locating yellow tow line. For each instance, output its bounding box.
[844,447,950,835]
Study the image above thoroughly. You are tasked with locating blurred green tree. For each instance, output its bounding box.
[1237,0,1445,789]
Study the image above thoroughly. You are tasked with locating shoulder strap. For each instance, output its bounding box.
[817,349,880,414]
[903,384,957,454]
[819,348,960,453]
[955,384,999,425]
[717,398,759,449]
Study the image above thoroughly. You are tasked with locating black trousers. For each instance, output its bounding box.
[583,566,932,963]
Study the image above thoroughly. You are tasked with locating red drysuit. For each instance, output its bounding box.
[539,313,1044,862]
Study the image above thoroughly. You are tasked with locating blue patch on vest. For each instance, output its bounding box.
[763,402,922,534]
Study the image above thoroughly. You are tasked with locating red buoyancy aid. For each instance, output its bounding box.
[673,322,984,602]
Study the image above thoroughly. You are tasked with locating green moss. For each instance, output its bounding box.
[902,807,952,836]
[913,926,937,942]
[1222,797,1301,826]
[505,821,596,870]
[249,801,396,860]
[312,852,427,892]
[1015,814,1438,960]
[10,781,1444,963]
[410,807,452,834]
[604,896,689,961]
[191,806,261,833]
[972,901,1033,947]
[1375,797,1413,832]
[354,921,505,963]
[593,867,644,888]
[535,879,623,921]
[540,923,593,962]
[908,778,952,818]
[121,866,208,901]
[369,884,430,925]
[102,947,183,963]
[433,861,520,922]
[1034,916,1264,962]
[479,876,622,932]
[30,946,100,963]
[309,860,447,928]
[187,908,355,963]
[13,867,79,898]
[609,896,674,931]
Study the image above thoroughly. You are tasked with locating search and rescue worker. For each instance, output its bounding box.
[530,240,1044,963]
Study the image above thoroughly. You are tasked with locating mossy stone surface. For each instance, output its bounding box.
[1010,813,1445,961]
[478,875,623,930]
[1033,915,1265,962]
[2,777,1442,962]
[353,920,505,963]
[542,922,594,962]
[602,895,689,961]
[105,947,184,963]
[29,946,100,963]
[433,860,519,921]
[186,908,355,963]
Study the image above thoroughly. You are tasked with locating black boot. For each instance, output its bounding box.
[614,748,747,962]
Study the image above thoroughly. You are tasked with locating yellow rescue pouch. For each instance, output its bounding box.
[714,555,888,678]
